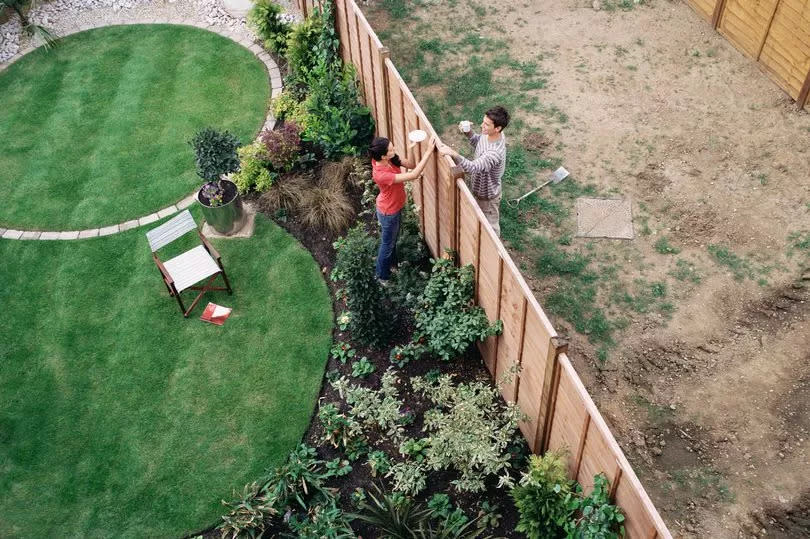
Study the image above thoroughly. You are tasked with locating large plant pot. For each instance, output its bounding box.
[197,179,246,235]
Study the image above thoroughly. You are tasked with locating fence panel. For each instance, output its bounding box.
[334,0,352,65]
[759,0,810,99]
[717,0,780,58]
[476,230,502,375]
[684,0,719,21]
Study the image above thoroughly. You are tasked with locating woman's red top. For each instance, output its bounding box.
[371,159,406,215]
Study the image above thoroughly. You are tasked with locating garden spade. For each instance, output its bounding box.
[508,166,569,207]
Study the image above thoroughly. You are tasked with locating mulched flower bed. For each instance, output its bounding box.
[197,172,528,537]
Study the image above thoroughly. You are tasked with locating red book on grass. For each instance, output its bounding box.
[200,302,232,326]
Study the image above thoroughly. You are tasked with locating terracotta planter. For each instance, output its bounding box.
[197,179,246,235]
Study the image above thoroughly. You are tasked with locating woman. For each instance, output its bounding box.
[369,135,435,283]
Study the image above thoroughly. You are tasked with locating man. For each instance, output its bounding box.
[438,106,509,236]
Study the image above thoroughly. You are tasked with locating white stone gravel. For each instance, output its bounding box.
[1,0,301,63]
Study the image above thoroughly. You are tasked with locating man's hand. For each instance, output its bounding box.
[437,142,457,157]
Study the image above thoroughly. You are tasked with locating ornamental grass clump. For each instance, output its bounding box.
[411,256,503,361]
[331,226,393,347]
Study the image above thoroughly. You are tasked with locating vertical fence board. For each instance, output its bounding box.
[547,365,589,477]
[476,231,501,375]
[516,307,554,451]
[759,0,810,99]
[334,0,351,63]
[494,268,524,401]
[578,422,619,493]
[457,194,480,270]
[684,0,718,21]
[718,0,780,59]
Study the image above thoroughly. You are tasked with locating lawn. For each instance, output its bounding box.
[0,24,269,231]
[0,213,333,537]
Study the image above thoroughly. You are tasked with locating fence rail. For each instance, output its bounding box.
[684,0,810,108]
[293,0,672,536]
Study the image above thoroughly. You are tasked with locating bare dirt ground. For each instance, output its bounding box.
[363,0,810,536]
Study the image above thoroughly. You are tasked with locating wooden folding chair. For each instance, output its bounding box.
[146,210,232,317]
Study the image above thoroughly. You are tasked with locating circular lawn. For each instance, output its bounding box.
[0,213,333,537]
[0,24,269,230]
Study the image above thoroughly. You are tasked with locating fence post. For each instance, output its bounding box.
[536,336,568,452]
[799,68,810,110]
[377,47,391,137]
[450,165,464,254]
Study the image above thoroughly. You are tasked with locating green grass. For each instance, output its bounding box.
[707,244,754,281]
[0,25,269,230]
[654,235,680,254]
[0,214,333,537]
[669,258,702,284]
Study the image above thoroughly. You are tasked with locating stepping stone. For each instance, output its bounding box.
[99,225,120,236]
[2,229,23,240]
[139,213,159,226]
[20,231,42,240]
[157,205,178,218]
[78,229,99,239]
[40,231,61,240]
[177,194,197,210]
[58,231,81,240]
[575,198,634,240]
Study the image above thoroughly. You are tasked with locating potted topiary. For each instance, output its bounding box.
[189,127,245,235]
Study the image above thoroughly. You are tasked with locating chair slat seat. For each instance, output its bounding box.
[163,245,222,293]
[146,210,198,252]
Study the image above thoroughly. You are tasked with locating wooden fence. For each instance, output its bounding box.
[294,0,672,536]
[684,0,810,108]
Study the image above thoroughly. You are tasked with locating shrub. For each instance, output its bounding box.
[272,87,311,130]
[366,450,392,477]
[351,356,375,378]
[299,184,354,234]
[261,122,302,172]
[512,451,575,539]
[188,127,241,182]
[219,482,277,538]
[335,368,407,442]
[409,374,524,493]
[285,6,334,79]
[231,140,275,194]
[247,0,292,54]
[318,402,363,450]
[412,256,503,361]
[331,226,393,347]
[257,170,312,213]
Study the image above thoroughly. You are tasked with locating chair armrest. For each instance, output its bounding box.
[198,231,221,260]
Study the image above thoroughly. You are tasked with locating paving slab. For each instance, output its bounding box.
[78,229,99,239]
[139,213,159,226]
[157,205,178,218]
[2,229,23,240]
[576,198,634,240]
[59,231,81,240]
[39,231,61,240]
[177,194,198,210]
[201,202,257,239]
[119,219,140,232]
[20,231,42,240]
[99,225,120,236]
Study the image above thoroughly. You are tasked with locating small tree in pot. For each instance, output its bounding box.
[189,127,245,234]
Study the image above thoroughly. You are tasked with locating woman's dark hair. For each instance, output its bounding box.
[369,136,401,167]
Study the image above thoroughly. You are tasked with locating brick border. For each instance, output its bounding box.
[0,21,282,241]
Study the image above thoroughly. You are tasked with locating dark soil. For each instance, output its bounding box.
[194,168,526,537]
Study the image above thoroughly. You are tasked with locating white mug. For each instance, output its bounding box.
[459,120,472,133]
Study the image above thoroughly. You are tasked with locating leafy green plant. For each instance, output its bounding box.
[247,0,292,54]
[350,486,431,536]
[286,497,355,538]
[399,437,430,463]
[260,444,331,511]
[352,356,375,378]
[337,368,407,441]
[390,342,427,367]
[408,374,524,493]
[409,256,502,360]
[231,140,275,194]
[367,450,392,477]
[476,501,502,530]
[318,402,363,450]
[388,461,429,496]
[511,451,575,539]
[337,311,351,331]
[324,457,352,478]
[1,0,58,49]
[427,493,453,518]
[708,244,755,281]
[654,236,681,255]
[565,474,625,538]
[331,341,356,364]
[218,482,277,539]
[189,127,241,206]
[332,226,393,347]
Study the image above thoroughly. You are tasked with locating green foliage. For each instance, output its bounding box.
[411,256,502,361]
[512,452,575,539]
[352,356,375,378]
[331,341,356,364]
[261,444,331,510]
[231,140,276,194]
[188,127,241,182]
[388,461,429,496]
[708,244,754,281]
[219,482,278,539]
[390,341,427,367]
[286,498,354,538]
[318,402,363,450]
[788,230,810,255]
[286,9,331,79]
[669,259,702,284]
[654,236,681,255]
[247,0,292,53]
[261,122,303,172]
[388,201,432,308]
[367,450,392,477]
[332,226,393,347]
[350,487,432,536]
[335,368,408,442]
[565,474,626,538]
[407,374,524,493]
[400,437,430,463]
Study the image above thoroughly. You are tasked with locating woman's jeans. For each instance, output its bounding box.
[375,209,401,281]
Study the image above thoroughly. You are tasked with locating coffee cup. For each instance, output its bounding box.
[459,120,472,133]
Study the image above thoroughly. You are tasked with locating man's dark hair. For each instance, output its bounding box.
[368,136,401,166]
[485,106,510,131]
